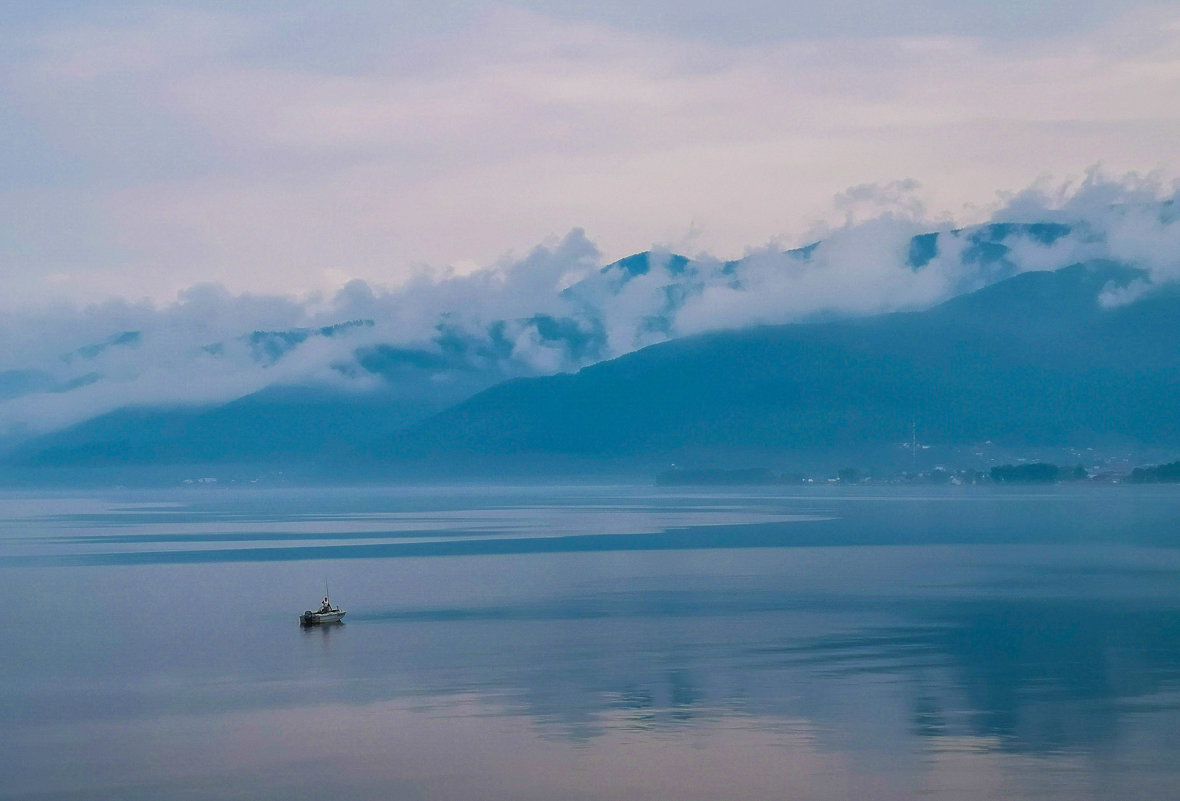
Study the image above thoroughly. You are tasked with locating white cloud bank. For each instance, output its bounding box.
[2,1,1179,438]
[1,172,1178,439]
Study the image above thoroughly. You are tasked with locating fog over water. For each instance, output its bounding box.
[4,483,1180,800]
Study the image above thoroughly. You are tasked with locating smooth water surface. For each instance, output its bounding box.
[3,483,1180,800]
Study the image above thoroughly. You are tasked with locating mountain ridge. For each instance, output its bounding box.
[4,234,1178,478]
[374,260,1178,468]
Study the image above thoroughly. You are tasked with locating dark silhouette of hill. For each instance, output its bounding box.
[379,261,1179,464]
[6,259,1179,476]
[6,384,438,468]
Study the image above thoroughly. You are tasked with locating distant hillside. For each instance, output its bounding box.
[378,261,1180,466]
[5,385,436,469]
[0,218,1096,436]
[6,248,1179,479]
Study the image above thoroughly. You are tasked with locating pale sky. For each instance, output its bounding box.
[2,0,1179,308]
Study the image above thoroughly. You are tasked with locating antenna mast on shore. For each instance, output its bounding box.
[911,417,917,475]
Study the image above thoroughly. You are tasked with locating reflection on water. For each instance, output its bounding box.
[2,484,1180,799]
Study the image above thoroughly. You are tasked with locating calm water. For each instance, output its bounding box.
[3,483,1180,800]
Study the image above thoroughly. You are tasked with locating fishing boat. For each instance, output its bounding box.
[300,591,346,625]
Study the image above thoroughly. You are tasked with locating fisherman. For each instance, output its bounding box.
[321,596,331,613]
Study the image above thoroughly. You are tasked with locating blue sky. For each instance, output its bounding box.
[2,0,1179,307]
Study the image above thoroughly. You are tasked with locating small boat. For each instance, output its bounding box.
[300,592,346,626]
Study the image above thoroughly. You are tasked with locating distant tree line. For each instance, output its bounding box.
[1129,461,1180,483]
[989,463,1058,483]
[989,463,1087,483]
[656,467,780,486]
[657,460,1180,487]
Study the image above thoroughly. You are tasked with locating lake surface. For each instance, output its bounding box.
[3,483,1180,800]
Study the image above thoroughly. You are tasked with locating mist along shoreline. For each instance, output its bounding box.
[656,460,1180,487]
[2,452,1178,491]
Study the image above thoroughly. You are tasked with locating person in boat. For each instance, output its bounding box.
[320,596,332,613]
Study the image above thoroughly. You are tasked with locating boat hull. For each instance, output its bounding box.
[300,610,346,625]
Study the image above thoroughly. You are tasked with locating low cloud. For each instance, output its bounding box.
[2,172,1178,441]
